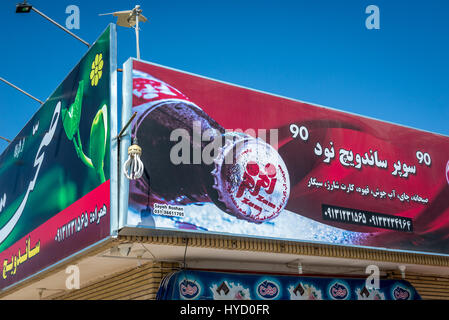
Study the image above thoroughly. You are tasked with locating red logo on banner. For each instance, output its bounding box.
[236,162,277,198]
[227,143,289,222]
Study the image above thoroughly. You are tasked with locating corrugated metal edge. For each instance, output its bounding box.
[117,234,449,267]
[48,261,179,300]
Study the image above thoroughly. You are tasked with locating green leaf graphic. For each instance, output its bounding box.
[62,80,84,140]
[89,104,108,182]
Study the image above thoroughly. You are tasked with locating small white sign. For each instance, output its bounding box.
[153,203,185,217]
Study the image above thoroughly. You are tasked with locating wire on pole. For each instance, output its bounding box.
[30,7,91,48]
[0,136,11,143]
[0,76,44,104]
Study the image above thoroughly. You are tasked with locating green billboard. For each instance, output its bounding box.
[0,24,116,290]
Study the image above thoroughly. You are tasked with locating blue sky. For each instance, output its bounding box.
[0,0,448,153]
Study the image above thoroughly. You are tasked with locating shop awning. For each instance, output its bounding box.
[157,269,421,300]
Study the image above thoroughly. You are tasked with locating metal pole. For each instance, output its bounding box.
[135,7,140,59]
[0,136,11,143]
[0,76,44,104]
[115,112,137,140]
[31,6,91,47]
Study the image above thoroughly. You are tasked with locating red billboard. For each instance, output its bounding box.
[124,59,449,256]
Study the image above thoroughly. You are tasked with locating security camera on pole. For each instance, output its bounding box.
[99,5,148,59]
